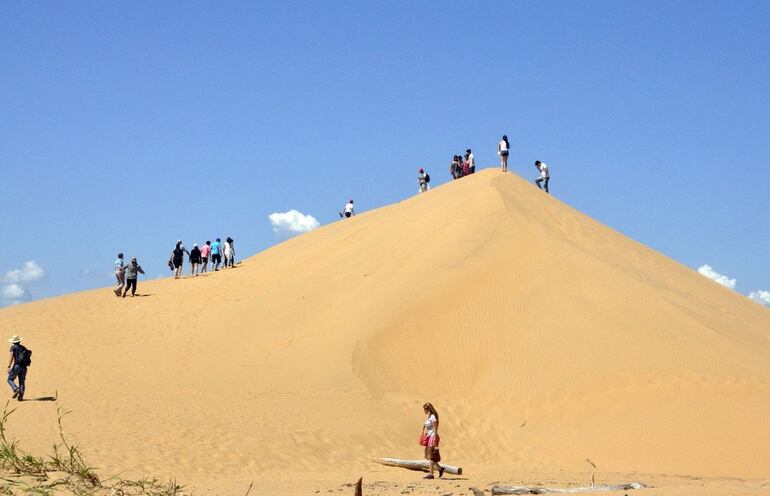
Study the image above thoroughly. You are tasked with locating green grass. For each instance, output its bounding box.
[0,400,185,496]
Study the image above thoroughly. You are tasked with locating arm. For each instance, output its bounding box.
[138,265,145,275]
[8,350,14,371]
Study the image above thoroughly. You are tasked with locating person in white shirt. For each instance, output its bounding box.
[417,168,430,193]
[341,200,355,218]
[466,149,475,174]
[419,402,443,479]
[498,135,510,172]
[535,160,550,193]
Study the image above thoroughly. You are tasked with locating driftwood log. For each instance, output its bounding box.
[491,482,647,494]
[376,458,462,475]
[353,477,362,496]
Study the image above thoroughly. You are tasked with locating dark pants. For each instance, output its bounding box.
[7,365,27,398]
[124,278,137,296]
[536,176,550,193]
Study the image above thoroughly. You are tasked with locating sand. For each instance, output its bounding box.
[1,169,768,495]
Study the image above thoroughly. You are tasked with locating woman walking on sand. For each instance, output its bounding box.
[498,135,510,172]
[223,237,235,269]
[170,241,186,279]
[122,257,145,297]
[189,243,202,276]
[419,402,443,479]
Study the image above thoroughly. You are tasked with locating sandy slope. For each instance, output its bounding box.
[1,169,768,494]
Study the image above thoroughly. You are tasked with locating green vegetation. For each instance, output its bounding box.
[0,401,184,496]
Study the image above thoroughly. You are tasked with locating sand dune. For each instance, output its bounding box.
[1,169,768,494]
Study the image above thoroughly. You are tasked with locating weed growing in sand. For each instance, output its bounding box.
[0,400,186,496]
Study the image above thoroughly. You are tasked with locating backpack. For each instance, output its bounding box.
[15,345,31,367]
[424,173,430,183]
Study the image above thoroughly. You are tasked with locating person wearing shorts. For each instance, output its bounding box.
[200,241,211,273]
[170,241,186,279]
[341,200,355,218]
[211,238,222,271]
[419,402,443,479]
[498,135,510,172]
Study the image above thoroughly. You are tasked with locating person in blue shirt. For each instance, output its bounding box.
[211,238,222,271]
[114,252,125,296]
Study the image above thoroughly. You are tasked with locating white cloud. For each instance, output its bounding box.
[2,260,45,284]
[697,264,736,290]
[1,284,25,300]
[749,290,770,307]
[269,209,320,235]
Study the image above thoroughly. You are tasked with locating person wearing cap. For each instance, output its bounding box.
[189,243,202,276]
[417,168,430,193]
[341,200,355,218]
[123,257,145,297]
[114,252,125,296]
[7,335,29,401]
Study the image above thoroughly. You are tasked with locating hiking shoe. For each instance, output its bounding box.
[11,389,18,399]
[16,394,23,402]
[439,467,445,478]
[114,288,121,296]
[423,475,434,479]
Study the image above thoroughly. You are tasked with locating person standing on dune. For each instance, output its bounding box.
[224,237,235,268]
[534,160,550,193]
[466,149,475,174]
[7,335,30,401]
[498,135,510,172]
[190,243,202,276]
[419,402,444,479]
[114,252,125,296]
[123,257,145,297]
[418,168,430,193]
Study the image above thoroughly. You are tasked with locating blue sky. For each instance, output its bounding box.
[1,1,768,306]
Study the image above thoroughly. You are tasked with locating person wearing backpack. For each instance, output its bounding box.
[7,335,30,401]
[418,168,431,193]
[123,257,145,297]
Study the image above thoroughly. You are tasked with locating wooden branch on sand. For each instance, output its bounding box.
[375,458,462,475]
[491,482,647,494]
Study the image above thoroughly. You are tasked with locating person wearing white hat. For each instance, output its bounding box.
[7,335,30,401]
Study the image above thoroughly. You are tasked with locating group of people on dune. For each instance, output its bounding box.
[168,238,235,279]
[341,135,552,220]
[111,237,236,298]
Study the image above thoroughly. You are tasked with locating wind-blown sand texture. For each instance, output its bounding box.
[1,170,768,495]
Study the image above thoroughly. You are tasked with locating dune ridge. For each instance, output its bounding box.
[1,169,768,493]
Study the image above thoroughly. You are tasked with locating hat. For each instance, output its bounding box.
[193,243,198,247]
[419,168,424,173]
[9,335,21,344]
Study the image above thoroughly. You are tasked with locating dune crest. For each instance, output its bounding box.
[1,169,768,492]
